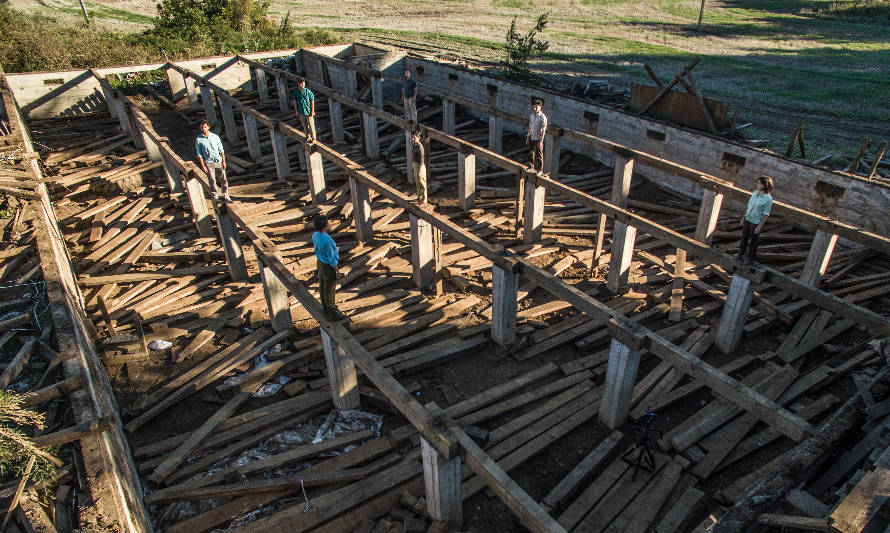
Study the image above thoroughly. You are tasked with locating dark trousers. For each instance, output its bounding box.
[739,220,761,260]
[317,262,338,316]
[527,138,544,172]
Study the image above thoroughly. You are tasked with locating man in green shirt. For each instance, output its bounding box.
[736,175,774,265]
[292,77,316,143]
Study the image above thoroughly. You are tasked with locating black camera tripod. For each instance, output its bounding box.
[620,410,663,481]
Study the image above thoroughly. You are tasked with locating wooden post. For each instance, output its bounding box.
[258,254,293,333]
[270,123,291,181]
[522,177,545,244]
[421,436,463,528]
[599,338,643,429]
[329,99,345,144]
[543,130,561,179]
[242,112,262,161]
[218,98,239,144]
[185,175,213,238]
[305,147,326,205]
[124,106,144,148]
[595,156,635,267]
[715,274,755,354]
[160,152,184,194]
[442,99,456,135]
[320,329,360,410]
[371,75,383,108]
[458,150,476,211]
[255,68,270,102]
[800,230,838,287]
[213,202,248,281]
[423,133,432,183]
[344,70,358,99]
[491,265,519,347]
[605,156,637,292]
[606,222,637,293]
[275,74,289,113]
[488,116,503,154]
[694,189,724,244]
[139,130,164,181]
[184,76,200,110]
[410,214,437,289]
[405,129,415,185]
[199,85,218,126]
[247,66,258,93]
[363,113,379,160]
[166,68,186,101]
[349,177,374,243]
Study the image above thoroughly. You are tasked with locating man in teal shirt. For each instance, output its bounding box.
[195,121,231,202]
[736,175,774,265]
[312,215,346,321]
[292,77,316,143]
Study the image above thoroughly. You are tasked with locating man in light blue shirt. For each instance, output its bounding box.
[195,121,231,202]
[736,175,774,264]
[312,215,346,321]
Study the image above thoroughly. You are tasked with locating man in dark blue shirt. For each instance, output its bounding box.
[401,70,418,122]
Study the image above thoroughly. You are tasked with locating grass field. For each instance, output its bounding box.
[8,0,890,161]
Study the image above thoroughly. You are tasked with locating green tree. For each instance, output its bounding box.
[501,12,550,81]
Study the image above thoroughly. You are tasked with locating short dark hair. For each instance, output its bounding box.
[297,77,306,84]
[758,175,775,193]
[313,214,328,232]
[200,120,210,128]
[532,98,543,106]
[411,129,421,138]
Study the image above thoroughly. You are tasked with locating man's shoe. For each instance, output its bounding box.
[224,194,233,203]
[743,257,753,265]
[333,310,348,322]
[734,254,743,261]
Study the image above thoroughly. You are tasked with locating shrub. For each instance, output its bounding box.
[0,390,58,485]
[501,12,550,81]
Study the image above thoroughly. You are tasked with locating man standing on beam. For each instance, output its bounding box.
[293,77,316,144]
[195,121,231,202]
[526,98,547,174]
[312,215,347,322]
[401,69,418,123]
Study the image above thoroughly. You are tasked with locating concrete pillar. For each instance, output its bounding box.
[522,178,546,244]
[421,437,462,528]
[349,177,374,243]
[410,214,437,289]
[694,189,724,244]
[185,176,213,238]
[442,99,456,135]
[363,113,379,160]
[321,329,360,410]
[199,85,218,126]
[166,68,186,101]
[543,131,561,179]
[305,147,326,205]
[160,152,184,194]
[255,68,270,102]
[715,274,756,354]
[491,265,519,347]
[344,70,358,99]
[213,203,248,281]
[405,130,415,185]
[329,99,345,144]
[139,131,164,181]
[606,222,637,293]
[800,230,838,287]
[247,66,258,93]
[488,116,503,154]
[184,76,199,111]
[242,113,262,161]
[599,338,642,429]
[296,145,306,171]
[458,151,475,211]
[595,156,635,267]
[423,134,432,183]
[275,74,289,114]
[371,75,383,108]
[270,124,291,180]
[258,255,293,333]
[218,98,239,144]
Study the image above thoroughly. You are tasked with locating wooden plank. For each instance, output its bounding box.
[758,514,830,531]
[487,380,595,445]
[781,318,857,363]
[558,456,630,530]
[609,455,690,532]
[541,430,623,511]
[31,417,115,448]
[78,265,230,286]
[145,468,371,504]
[0,338,36,388]
[148,391,250,484]
[656,486,706,533]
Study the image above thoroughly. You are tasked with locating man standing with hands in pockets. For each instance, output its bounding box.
[195,121,231,202]
[293,77,316,143]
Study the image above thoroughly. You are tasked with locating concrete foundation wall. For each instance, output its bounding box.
[404,57,890,236]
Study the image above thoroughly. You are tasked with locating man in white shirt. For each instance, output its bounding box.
[526,99,547,173]
[195,121,230,202]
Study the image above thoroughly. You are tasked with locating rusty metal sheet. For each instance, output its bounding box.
[629,82,728,132]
